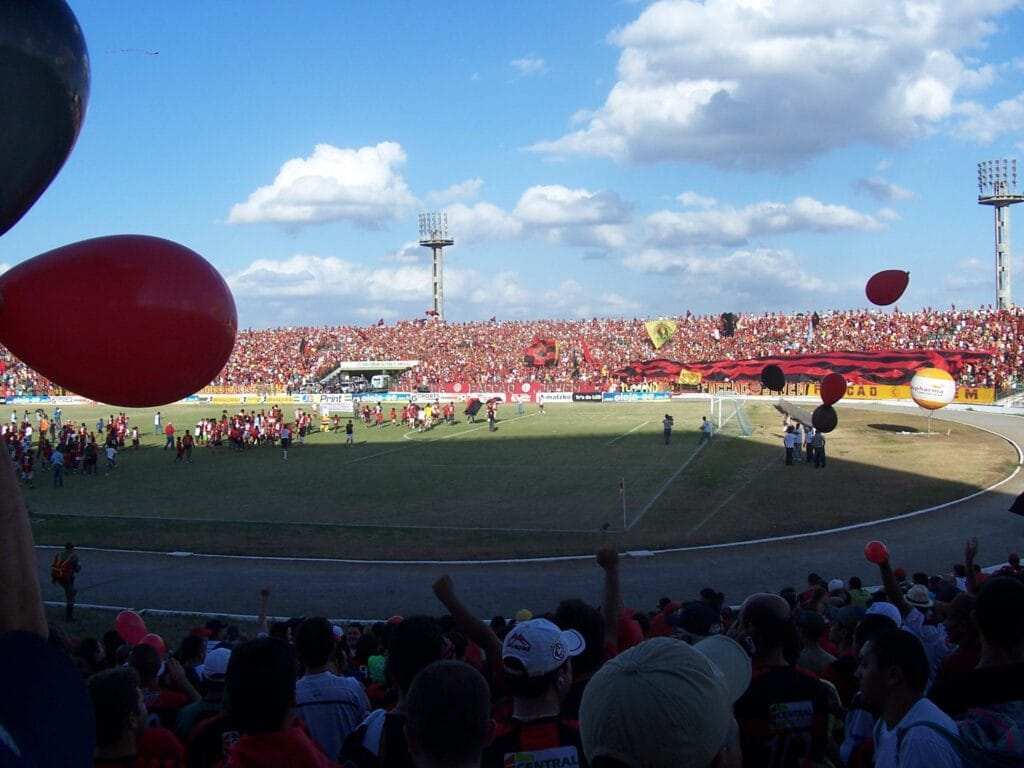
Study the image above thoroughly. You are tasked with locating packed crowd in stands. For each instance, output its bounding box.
[3,306,1024,398]
[9,500,1023,767]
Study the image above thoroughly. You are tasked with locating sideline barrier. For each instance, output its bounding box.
[602,391,671,402]
[706,380,995,404]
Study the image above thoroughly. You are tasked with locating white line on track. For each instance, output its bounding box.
[607,421,650,445]
[402,412,536,442]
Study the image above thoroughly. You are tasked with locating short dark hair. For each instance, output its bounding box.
[554,599,603,677]
[128,643,160,686]
[295,617,335,669]
[225,637,296,733]
[406,661,491,764]
[89,667,141,748]
[867,630,929,693]
[975,577,1024,651]
[386,616,445,694]
[848,576,862,590]
[854,614,899,650]
[502,657,565,699]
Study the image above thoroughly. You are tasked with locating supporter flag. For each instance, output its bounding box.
[299,337,307,355]
[489,316,497,323]
[645,319,677,350]
[677,369,702,386]
[580,337,596,366]
[806,320,813,344]
[377,318,385,326]
[523,337,557,367]
[425,309,439,316]
[464,398,482,416]
[612,349,992,385]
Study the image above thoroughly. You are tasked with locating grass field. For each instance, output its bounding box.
[25,400,1017,560]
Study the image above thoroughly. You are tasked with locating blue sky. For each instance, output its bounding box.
[3,0,1024,327]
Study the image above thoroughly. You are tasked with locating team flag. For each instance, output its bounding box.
[645,319,678,350]
[677,369,702,386]
[523,337,557,367]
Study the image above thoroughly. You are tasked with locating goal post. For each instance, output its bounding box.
[710,393,754,437]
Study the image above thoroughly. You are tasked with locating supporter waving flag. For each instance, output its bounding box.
[523,337,557,367]
[644,319,677,350]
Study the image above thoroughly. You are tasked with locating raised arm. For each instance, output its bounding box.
[876,554,910,617]
[257,587,271,636]
[597,547,622,653]
[964,538,979,595]
[432,575,501,657]
[0,449,47,638]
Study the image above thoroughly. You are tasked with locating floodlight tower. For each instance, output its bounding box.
[418,211,454,321]
[978,159,1024,309]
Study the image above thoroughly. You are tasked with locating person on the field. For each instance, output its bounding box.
[345,419,354,446]
[804,425,816,464]
[784,426,796,465]
[51,542,81,621]
[280,423,292,460]
[663,414,674,445]
[51,444,65,487]
[700,415,713,443]
[182,430,194,464]
[813,430,826,468]
[164,422,175,450]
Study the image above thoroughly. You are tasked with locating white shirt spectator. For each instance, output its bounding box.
[872,697,962,768]
[901,608,951,684]
[294,670,369,760]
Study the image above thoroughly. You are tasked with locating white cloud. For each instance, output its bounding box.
[383,241,423,264]
[354,306,400,320]
[227,142,417,228]
[428,178,484,206]
[945,257,989,289]
[677,191,718,208]
[447,201,524,243]
[529,0,1017,168]
[623,246,835,307]
[513,184,632,249]
[955,92,1024,143]
[511,56,546,76]
[853,177,916,202]
[0,264,9,275]
[644,196,883,247]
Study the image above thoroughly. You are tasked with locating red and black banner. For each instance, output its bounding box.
[523,337,557,367]
[612,349,992,385]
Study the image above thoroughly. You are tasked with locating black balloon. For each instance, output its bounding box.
[0,0,90,236]
[760,364,785,392]
[812,404,838,433]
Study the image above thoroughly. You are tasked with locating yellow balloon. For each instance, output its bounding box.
[910,367,955,410]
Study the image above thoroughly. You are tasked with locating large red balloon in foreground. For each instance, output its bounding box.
[865,270,910,306]
[820,372,847,406]
[0,235,237,406]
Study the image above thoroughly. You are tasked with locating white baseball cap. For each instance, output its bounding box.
[502,618,585,677]
[580,636,752,768]
[204,647,232,678]
[828,578,846,593]
[865,601,903,628]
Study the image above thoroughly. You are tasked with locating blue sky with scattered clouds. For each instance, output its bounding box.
[2,0,1023,327]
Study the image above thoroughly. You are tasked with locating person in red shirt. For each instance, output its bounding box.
[224,637,338,767]
[389,408,397,427]
[181,431,194,464]
[163,423,175,450]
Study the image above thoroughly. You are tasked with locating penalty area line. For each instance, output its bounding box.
[607,421,651,445]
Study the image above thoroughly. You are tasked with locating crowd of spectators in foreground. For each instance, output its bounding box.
[3,305,1024,398]
[3,424,1022,768]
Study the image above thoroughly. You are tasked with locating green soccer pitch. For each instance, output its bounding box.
[23,401,1017,560]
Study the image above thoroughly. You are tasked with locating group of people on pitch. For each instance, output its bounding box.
[784,417,827,467]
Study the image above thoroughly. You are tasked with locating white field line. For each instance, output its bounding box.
[607,421,650,445]
[687,458,776,536]
[625,409,739,531]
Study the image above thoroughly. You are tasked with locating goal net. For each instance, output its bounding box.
[710,394,754,436]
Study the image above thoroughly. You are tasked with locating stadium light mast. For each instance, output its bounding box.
[978,159,1024,309]
[418,211,454,321]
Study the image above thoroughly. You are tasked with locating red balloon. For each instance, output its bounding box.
[866,270,910,306]
[864,540,890,565]
[0,236,237,406]
[115,610,148,645]
[140,633,167,657]
[820,373,847,406]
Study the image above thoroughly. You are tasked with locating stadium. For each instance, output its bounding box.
[4,3,1024,768]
